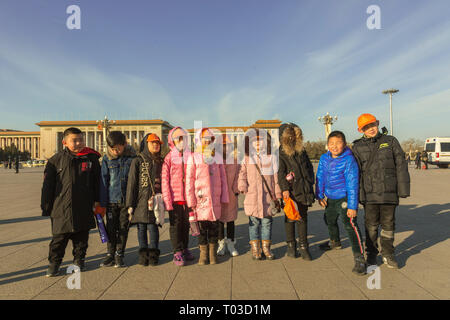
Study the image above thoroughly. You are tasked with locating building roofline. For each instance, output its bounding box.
[0,131,40,136]
[35,119,173,127]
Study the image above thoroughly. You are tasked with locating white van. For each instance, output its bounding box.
[424,137,450,168]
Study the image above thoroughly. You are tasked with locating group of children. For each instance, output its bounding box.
[41,112,410,277]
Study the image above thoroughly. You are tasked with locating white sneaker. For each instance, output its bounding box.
[226,239,239,257]
[217,239,227,256]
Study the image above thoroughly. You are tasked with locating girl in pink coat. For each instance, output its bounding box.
[238,129,282,260]
[185,128,229,265]
[217,136,241,257]
[161,126,194,266]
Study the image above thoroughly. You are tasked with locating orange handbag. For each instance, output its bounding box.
[283,196,301,221]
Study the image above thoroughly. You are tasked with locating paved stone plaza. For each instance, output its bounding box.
[0,165,449,300]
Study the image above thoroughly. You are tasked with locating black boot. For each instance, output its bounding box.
[352,253,367,275]
[286,241,297,258]
[366,252,378,266]
[46,263,61,277]
[298,242,312,261]
[319,240,342,251]
[100,253,115,267]
[115,253,126,268]
[138,248,149,266]
[296,216,311,261]
[148,248,160,266]
[73,259,86,272]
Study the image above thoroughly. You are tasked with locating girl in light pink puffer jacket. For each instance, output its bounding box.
[185,128,229,265]
[161,126,194,266]
[238,129,282,261]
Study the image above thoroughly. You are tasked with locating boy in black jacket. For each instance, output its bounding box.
[41,127,101,277]
[352,114,410,269]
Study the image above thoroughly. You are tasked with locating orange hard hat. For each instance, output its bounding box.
[147,133,163,144]
[357,113,377,131]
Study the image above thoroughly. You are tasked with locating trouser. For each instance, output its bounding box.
[364,204,396,257]
[105,203,130,256]
[285,202,308,244]
[198,221,219,245]
[168,204,190,253]
[48,230,90,265]
[137,223,159,249]
[325,198,364,255]
[218,221,235,241]
[248,216,273,241]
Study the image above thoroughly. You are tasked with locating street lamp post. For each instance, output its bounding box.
[382,88,399,135]
[318,112,338,140]
[96,116,116,155]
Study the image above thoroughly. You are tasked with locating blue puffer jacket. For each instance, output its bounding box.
[315,147,359,210]
[99,145,136,207]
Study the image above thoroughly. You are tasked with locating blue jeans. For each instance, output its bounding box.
[137,223,159,249]
[248,216,273,241]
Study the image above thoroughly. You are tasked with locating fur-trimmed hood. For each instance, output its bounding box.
[106,144,136,160]
[279,123,304,157]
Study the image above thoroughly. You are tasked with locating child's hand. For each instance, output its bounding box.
[127,207,134,221]
[318,199,327,208]
[347,209,357,218]
[282,191,290,200]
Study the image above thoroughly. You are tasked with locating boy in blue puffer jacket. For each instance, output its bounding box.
[315,131,366,275]
[99,131,136,268]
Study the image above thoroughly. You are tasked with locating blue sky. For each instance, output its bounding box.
[0,0,449,142]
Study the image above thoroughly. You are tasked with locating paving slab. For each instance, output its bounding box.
[0,165,449,300]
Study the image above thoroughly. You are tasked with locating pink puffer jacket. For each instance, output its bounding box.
[220,163,240,223]
[238,154,282,219]
[185,128,229,221]
[161,127,191,211]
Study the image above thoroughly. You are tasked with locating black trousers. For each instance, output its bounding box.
[105,203,130,256]
[285,202,308,244]
[198,221,219,245]
[364,204,397,257]
[48,230,90,265]
[218,221,235,241]
[168,204,190,253]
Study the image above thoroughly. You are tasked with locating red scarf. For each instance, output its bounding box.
[76,147,101,157]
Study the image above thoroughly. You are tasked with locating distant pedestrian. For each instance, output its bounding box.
[420,151,428,169]
[14,156,19,174]
[415,150,421,169]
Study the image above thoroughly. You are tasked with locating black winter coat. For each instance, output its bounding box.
[126,148,163,225]
[352,133,410,205]
[278,149,315,206]
[41,148,100,234]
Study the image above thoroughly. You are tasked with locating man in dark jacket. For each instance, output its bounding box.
[278,123,315,260]
[352,114,410,269]
[414,150,421,169]
[41,127,101,277]
[99,131,136,268]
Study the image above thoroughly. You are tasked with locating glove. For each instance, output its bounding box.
[94,205,106,217]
